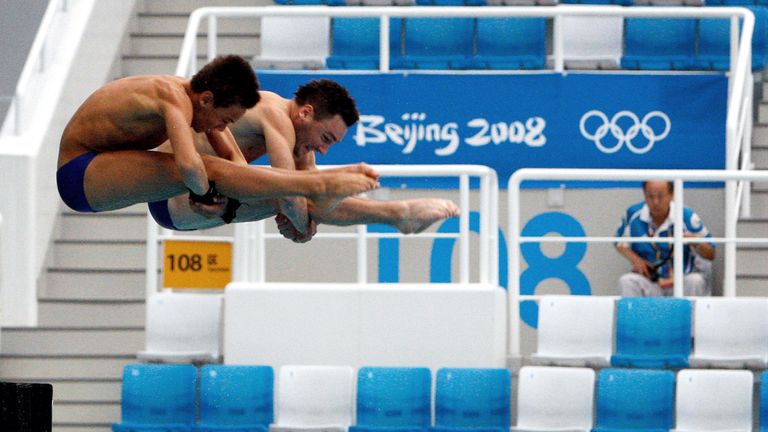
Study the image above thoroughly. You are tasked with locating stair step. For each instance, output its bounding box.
[1,328,144,356]
[737,247,768,276]
[742,190,768,218]
[52,379,121,403]
[128,33,260,57]
[738,219,768,238]
[52,240,146,270]
[44,269,146,301]
[753,124,768,146]
[54,401,119,426]
[136,13,261,35]
[0,356,134,380]
[38,300,146,328]
[53,427,111,432]
[121,55,202,75]
[59,212,148,242]
[736,276,768,296]
[753,146,768,172]
[138,0,268,14]
[62,204,147,216]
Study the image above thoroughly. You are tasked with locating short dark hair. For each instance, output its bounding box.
[642,181,674,193]
[191,55,260,109]
[294,79,359,127]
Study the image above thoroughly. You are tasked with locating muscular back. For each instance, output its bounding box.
[58,75,192,166]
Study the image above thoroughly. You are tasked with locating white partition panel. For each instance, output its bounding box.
[225,283,506,370]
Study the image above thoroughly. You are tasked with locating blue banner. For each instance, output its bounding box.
[258,72,727,188]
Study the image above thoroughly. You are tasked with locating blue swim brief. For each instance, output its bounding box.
[56,152,98,213]
[148,197,241,231]
[148,199,188,231]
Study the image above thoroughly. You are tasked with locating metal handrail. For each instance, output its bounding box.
[147,164,498,294]
[6,0,67,136]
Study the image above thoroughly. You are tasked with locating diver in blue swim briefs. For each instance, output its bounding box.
[149,79,459,243]
[56,55,379,216]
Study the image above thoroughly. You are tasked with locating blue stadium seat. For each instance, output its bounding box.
[472,18,546,70]
[196,365,274,432]
[432,368,511,432]
[697,7,767,70]
[112,364,197,432]
[621,18,697,70]
[415,0,486,5]
[761,371,768,432]
[560,0,632,5]
[705,0,755,5]
[611,298,692,369]
[350,367,432,432]
[393,18,474,70]
[327,18,403,70]
[273,0,346,5]
[593,369,675,432]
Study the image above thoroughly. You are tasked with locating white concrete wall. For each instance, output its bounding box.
[225,283,507,370]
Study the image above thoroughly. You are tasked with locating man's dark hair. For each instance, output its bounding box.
[642,181,674,193]
[191,55,260,109]
[294,79,359,127]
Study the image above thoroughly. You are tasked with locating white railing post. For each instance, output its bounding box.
[672,179,684,298]
[145,216,159,298]
[459,174,470,284]
[208,15,218,62]
[357,224,368,284]
[379,15,390,72]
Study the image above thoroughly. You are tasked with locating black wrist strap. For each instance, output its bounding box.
[221,198,242,224]
[188,181,219,205]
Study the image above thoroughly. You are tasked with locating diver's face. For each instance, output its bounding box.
[294,111,347,159]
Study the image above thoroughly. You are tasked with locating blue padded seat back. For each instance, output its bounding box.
[594,368,675,431]
[415,0,487,5]
[396,18,474,69]
[434,368,511,431]
[560,0,632,5]
[612,297,692,368]
[760,371,768,431]
[622,18,696,70]
[117,364,196,427]
[356,367,432,429]
[697,7,767,70]
[198,365,274,428]
[274,0,346,4]
[327,18,403,69]
[474,18,546,69]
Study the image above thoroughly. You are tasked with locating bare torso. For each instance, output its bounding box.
[58,75,192,167]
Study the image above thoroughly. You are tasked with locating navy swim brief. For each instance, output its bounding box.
[56,152,98,213]
[148,199,189,231]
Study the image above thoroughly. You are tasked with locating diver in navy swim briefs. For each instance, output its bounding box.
[148,79,459,242]
[56,55,378,215]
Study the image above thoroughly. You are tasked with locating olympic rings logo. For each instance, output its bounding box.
[579,110,671,154]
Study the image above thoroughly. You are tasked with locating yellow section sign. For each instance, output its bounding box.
[162,240,232,289]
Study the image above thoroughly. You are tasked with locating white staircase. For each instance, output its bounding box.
[739,81,768,296]
[0,0,266,430]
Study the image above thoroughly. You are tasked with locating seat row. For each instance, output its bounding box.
[113,364,509,432]
[113,364,766,432]
[256,8,768,71]
[532,295,768,370]
[273,0,768,6]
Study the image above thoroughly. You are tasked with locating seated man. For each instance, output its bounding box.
[148,79,459,239]
[615,180,716,297]
[57,55,378,215]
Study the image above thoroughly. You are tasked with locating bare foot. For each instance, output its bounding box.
[310,166,380,211]
[395,199,461,234]
[323,163,380,181]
